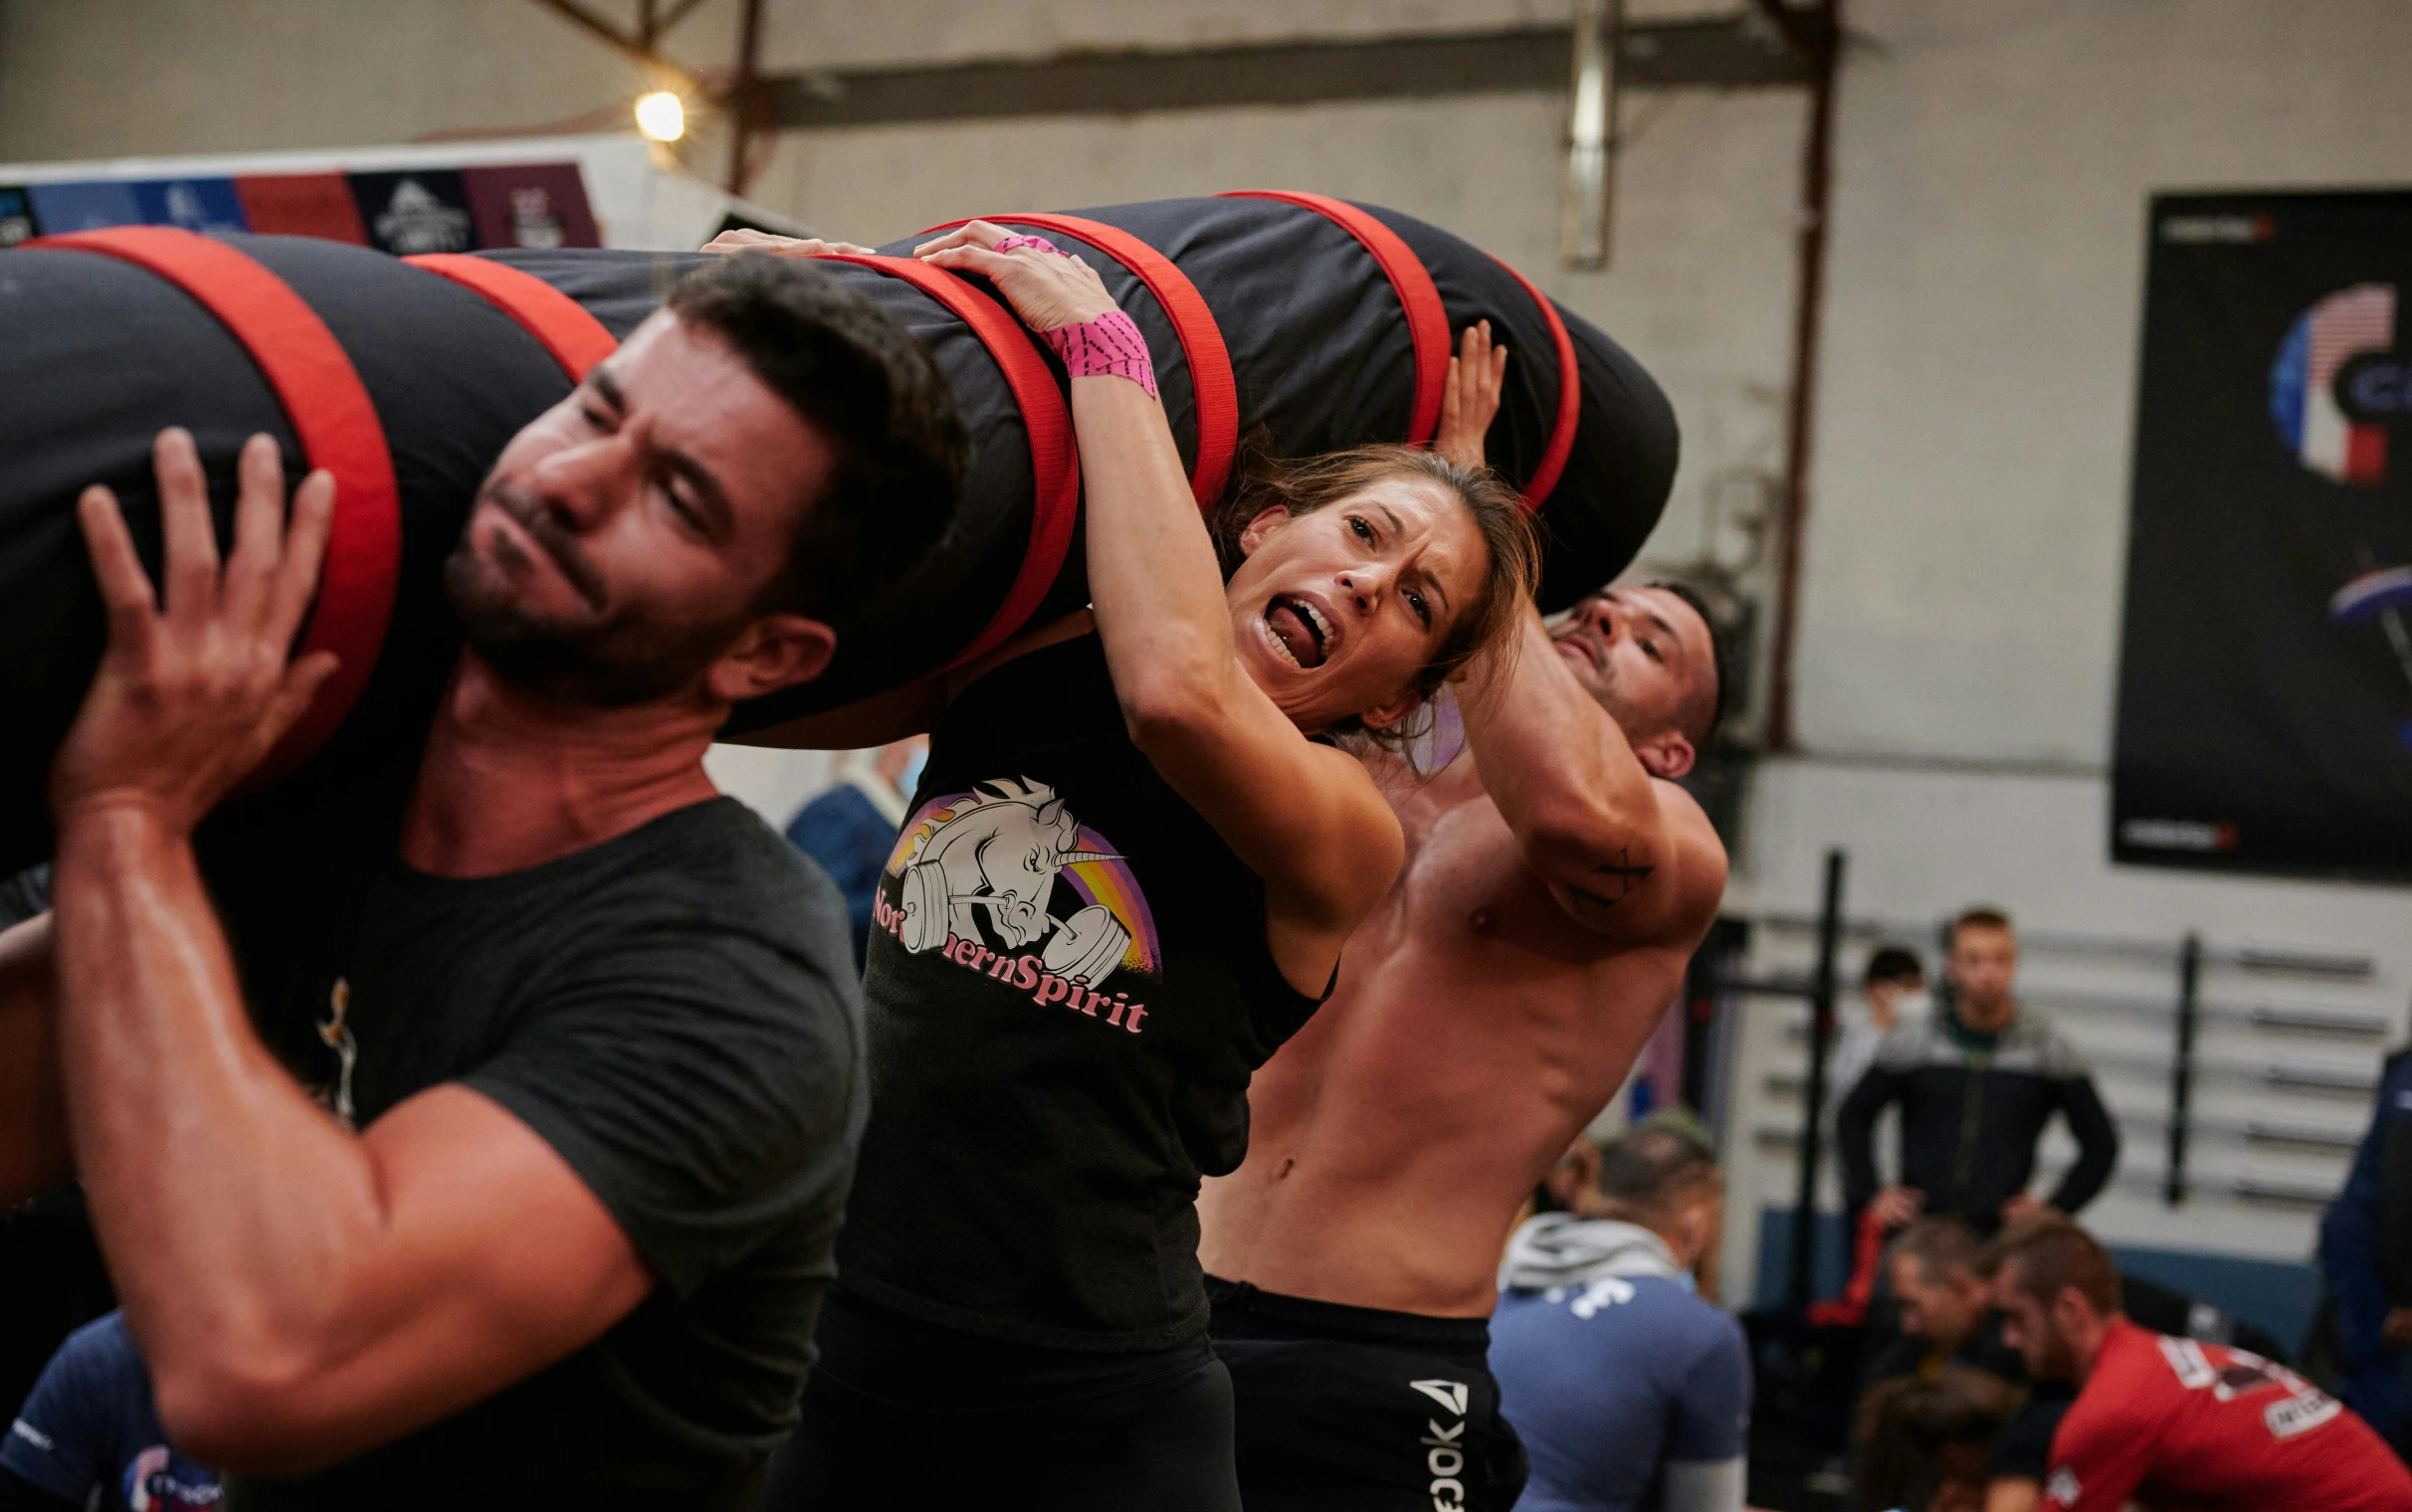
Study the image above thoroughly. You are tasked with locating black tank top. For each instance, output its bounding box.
[837,633,1328,1350]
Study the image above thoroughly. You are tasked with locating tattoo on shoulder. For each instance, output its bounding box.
[1568,848,1655,911]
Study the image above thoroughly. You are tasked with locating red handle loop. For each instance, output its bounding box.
[817,253,1081,672]
[1219,191,1451,446]
[1488,256,1581,514]
[925,213,1239,510]
[27,227,401,786]
[403,254,620,380]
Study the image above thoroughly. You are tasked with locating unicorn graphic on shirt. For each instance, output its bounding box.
[887,778,1142,986]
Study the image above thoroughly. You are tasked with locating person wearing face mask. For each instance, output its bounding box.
[1490,1126,1749,1512]
[1833,946,1927,1124]
[752,225,1539,1512]
[1191,322,1727,1512]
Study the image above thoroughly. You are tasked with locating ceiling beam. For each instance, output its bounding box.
[1747,0,1836,62]
[527,0,707,92]
[762,16,1811,132]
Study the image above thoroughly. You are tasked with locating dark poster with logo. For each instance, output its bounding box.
[347,169,477,256]
[2113,191,2412,880]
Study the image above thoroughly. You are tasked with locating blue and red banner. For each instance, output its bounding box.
[2113,191,2412,879]
[0,163,599,251]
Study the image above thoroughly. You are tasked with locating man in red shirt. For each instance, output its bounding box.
[1989,1221,2412,1511]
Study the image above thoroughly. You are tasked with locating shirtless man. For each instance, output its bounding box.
[1197,326,1730,1512]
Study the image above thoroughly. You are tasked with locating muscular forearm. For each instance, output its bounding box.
[1460,607,1674,914]
[53,806,397,1438]
[1071,375,1401,947]
[0,914,70,1205]
[1073,374,1248,721]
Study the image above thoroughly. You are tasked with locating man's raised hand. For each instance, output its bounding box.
[1435,320,1508,472]
[51,429,337,837]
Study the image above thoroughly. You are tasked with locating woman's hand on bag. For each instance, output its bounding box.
[914,221,1118,333]
[700,230,878,258]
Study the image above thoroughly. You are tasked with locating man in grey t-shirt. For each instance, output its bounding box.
[0,253,961,1505]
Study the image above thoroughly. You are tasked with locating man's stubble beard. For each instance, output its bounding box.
[1557,630,1647,733]
[2032,1316,2084,1382]
[443,477,750,709]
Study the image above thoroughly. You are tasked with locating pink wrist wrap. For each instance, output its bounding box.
[1041,310,1159,399]
[989,232,1159,397]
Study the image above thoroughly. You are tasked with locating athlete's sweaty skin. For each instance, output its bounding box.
[1198,325,1728,1319]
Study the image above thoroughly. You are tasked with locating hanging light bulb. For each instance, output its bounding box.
[635,91,687,143]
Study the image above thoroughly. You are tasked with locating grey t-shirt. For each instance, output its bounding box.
[219,798,866,1510]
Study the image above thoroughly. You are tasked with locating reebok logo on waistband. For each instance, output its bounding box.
[1412,1379,1472,1511]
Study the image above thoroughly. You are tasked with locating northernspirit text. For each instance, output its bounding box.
[873,893,1151,1033]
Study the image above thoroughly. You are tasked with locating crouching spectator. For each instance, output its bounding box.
[1493,1126,1748,1512]
[0,1311,216,1511]
[1854,1368,2019,1512]
[1866,1220,2070,1511]
[1991,1221,2412,1511]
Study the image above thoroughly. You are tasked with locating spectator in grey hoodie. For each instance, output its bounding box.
[1490,1125,1750,1512]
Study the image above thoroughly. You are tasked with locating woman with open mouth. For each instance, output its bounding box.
[759,221,1536,1512]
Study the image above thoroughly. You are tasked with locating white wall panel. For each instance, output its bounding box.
[1797,0,2412,761]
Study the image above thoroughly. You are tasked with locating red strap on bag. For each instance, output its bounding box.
[27,226,401,785]
[925,213,1238,510]
[817,253,1081,671]
[1490,257,1580,514]
[403,253,620,380]
[1219,190,1451,446]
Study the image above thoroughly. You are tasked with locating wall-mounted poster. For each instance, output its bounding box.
[463,162,600,249]
[2,162,596,252]
[25,180,142,233]
[2112,191,2412,880]
[128,177,248,234]
[347,168,477,255]
[0,187,35,247]
[234,172,368,243]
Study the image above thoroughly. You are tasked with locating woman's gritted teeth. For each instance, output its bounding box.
[1265,593,1336,669]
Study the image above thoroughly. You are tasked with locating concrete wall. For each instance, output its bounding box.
[0,1,644,160]
[1800,0,2412,764]
[1715,0,2412,1297]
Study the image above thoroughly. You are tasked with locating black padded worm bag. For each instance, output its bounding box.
[0,194,1675,873]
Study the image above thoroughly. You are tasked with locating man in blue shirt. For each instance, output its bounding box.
[785,738,924,967]
[0,1312,216,1511]
[2318,1048,2412,1457]
[1492,1125,1749,1512]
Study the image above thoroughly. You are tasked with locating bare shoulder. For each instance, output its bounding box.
[1651,777,1729,942]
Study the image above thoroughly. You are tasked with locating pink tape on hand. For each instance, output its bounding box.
[1041,310,1159,399]
[995,234,1067,257]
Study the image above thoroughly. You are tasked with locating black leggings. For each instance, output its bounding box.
[1208,1275,1528,1512]
[764,1289,1242,1512]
